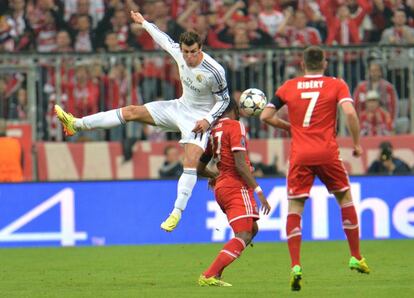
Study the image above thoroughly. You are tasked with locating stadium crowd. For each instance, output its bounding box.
[0,0,413,141]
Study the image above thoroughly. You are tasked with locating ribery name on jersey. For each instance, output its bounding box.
[297,80,324,89]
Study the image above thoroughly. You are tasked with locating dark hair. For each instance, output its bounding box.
[164,145,176,156]
[394,8,406,17]
[223,98,238,115]
[179,31,202,48]
[303,46,325,71]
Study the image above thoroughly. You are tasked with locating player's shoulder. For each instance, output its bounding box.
[202,52,226,74]
[323,76,346,84]
[214,118,244,132]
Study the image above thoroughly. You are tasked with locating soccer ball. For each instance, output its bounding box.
[239,88,267,116]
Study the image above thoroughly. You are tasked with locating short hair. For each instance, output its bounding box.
[164,145,176,156]
[394,8,406,17]
[303,46,325,71]
[223,98,238,115]
[179,31,202,48]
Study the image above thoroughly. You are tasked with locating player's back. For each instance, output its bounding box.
[209,118,251,189]
[277,75,352,165]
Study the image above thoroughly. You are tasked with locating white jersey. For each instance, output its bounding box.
[142,21,230,124]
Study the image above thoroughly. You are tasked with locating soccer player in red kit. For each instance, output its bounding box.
[261,46,370,291]
[197,99,271,287]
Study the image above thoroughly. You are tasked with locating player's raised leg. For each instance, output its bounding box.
[286,198,305,291]
[199,219,257,287]
[55,104,155,136]
[334,189,370,274]
[161,143,203,232]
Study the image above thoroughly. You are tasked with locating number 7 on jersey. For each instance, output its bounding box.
[301,91,320,127]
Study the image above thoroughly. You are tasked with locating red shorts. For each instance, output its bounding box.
[215,186,260,228]
[287,158,350,199]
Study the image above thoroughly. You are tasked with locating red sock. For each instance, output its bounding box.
[203,237,246,278]
[286,213,302,267]
[341,202,361,260]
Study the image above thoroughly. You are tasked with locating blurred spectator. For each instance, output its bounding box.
[3,0,32,51]
[190,11,232,49]
[380,9,414,44]
[159,145,183,178]
[252,156,283,177]
[0,14,16,52]
[54,30,73,52]
[369,0,394,42]
[0,74,25,118]
[367,141,411,174]
[65,64,99,116]
[104,31,120,52]
[322,0,372,45]
[258,0,285,40]
[354,62,398,121]
[359,90,393,136]
[0,118,24,182]
[8,87,28,120]
[379,9,413,101]
[277,9,322,46]
[72,14,94,52]
[26,0,66,53]
[95,6,133,51]
[64,0,104,29]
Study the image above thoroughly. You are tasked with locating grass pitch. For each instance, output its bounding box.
[0,240,413,297]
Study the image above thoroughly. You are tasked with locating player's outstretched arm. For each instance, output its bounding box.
[233,151,271,215]
[260,106,291,132]
[341,101,363,157]
[130,10,180,58]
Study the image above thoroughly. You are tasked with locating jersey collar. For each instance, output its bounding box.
[304,74,323,78]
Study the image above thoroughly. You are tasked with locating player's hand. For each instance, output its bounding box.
[130,11,145,24]
[352,144,363,157]
[192,119,210,133]
[258,192,271,215]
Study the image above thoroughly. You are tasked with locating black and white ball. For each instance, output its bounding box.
[239,88,267,116]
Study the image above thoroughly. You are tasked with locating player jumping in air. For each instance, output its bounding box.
[197,99,271,287]
[261,46,370,291]
[55,11,230,232]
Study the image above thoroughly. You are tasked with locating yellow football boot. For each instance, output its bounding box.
[54,104,78,136]
[198,275,232,287]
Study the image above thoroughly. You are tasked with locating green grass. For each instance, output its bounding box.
[0,240,413,297]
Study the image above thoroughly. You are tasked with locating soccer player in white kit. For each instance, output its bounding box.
[54,11,230,232]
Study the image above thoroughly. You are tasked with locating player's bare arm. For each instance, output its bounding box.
[260,106,291,132]
[341,101,363,157]
[197,154,218,179]
[197,154,218,190]
[233,151,271,215]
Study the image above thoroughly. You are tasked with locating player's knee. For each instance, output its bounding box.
[252,222,259,238]
[182,155,199,168]
[235,231,253,245]
[121,105,141,121]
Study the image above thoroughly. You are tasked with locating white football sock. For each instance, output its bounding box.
[75,108,125,130]
[173,168,197,213]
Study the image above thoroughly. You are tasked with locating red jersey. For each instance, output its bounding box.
[206,118,252,189]
[271,75,353,165]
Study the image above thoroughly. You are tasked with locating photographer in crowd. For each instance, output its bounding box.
[367,141,411,175]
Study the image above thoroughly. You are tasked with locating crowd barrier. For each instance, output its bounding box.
[0,176,412,247]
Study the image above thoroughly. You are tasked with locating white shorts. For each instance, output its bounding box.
[145,99,210,150]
